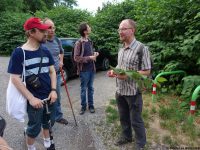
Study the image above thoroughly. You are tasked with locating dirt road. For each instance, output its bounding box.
[0,56,116,150]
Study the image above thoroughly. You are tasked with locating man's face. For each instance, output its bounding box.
[31,28,48,43]
[118,20,134,42]
[45,20,55,38]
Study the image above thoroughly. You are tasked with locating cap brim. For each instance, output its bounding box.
[37,24,50,30]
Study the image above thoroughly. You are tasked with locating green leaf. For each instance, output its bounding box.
[157,77,168,83]
[110,66,125,75]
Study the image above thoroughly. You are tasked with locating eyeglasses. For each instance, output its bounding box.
[117,28,133,32]
[48,26,56,30]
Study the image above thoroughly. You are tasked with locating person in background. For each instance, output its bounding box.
[7,17,57,150]
[0,116,12,150]
[74,23,99,115]
[43,18,68,125]
[107,19,152,150]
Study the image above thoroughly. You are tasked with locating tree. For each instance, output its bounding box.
[0,0,24,13]
[23,0,77,13]
[54,0,77,8]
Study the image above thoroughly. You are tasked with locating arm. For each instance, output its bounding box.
[74,41,96,63]
[59,53,64,68]
[48,65,57,104]
[0,137,12,150]
[11,74,43,109]
[58,38,64,68]
[138,70,151,76]
[138,46,152,76]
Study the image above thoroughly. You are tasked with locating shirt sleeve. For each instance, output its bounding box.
[141,46,152,70]
[57,38,64,54]
[7,48,24,75]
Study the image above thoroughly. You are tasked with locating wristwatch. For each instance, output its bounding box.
[51,88,57,92]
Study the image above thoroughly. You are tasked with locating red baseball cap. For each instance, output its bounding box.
[23,17,50,31]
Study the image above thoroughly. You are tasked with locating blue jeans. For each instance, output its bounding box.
[26,103,55,138]
[55,74,63,121]
[80,71,95,108]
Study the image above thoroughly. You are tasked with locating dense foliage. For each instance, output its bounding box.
[36,7,91,37]
[0,0,77,13]
[92,0,200,75]
[0,0,199,99]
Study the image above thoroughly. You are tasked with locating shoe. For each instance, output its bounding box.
[43,138,51,148]
[79,107,86,115]
[56,118,68,125]
[89,106,95,113]
[114,137,132,146]
[135,144,145,150]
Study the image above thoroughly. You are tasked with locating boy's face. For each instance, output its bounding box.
[84,25,91,36]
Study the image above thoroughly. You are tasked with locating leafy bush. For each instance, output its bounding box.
[35,6,92,38]
[0,7,91,55]
[0,12,30,54]
[181,76,200,101]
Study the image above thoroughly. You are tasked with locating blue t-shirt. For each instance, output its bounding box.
[7,46,55,100]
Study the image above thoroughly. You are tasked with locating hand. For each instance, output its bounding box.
[59,62,63,68]
[29,97,43,109]
[89,55,97,61]
[107,70,116,77]
[116,74,128,80]
[94,52,99,57]
[48,91,57,104]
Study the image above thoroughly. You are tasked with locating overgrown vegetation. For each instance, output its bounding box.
[0,0,199,148]
[102,93,200,148]
[1,0,199,87]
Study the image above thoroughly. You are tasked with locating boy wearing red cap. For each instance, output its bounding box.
[7,17,57,150]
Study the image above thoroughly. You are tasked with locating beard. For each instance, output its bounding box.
[120,36,125,42]
[40,35,48,43]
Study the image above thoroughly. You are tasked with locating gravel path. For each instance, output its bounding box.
[0,56,117,150]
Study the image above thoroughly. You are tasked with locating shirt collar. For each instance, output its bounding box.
[80,37,91,42]
[47,36,55,42]
[124,38,136,50]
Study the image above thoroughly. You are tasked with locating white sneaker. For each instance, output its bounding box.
[27,144,36,150]
[44,138,51,148]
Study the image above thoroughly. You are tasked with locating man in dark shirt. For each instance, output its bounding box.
[74,23,99,115]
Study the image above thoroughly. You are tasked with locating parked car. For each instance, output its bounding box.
[59,38,117,83]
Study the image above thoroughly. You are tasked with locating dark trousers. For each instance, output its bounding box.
[115,92,146,147]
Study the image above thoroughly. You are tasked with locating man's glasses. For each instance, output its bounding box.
[117,28,133,32]
[48,26,56,30]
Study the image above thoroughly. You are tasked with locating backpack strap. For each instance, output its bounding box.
[137,44,144,71]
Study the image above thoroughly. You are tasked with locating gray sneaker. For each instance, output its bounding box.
[89,106,95,113]
[80,107,86,115]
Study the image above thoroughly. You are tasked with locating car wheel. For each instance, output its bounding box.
[102,58,110,70]
[61,67,69,86]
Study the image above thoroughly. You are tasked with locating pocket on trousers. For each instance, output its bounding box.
[135,93,143,112]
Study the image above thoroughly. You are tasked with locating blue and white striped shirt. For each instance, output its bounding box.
[8,46,55,99]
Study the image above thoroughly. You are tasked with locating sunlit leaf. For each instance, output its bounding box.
[157,77,168,83]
